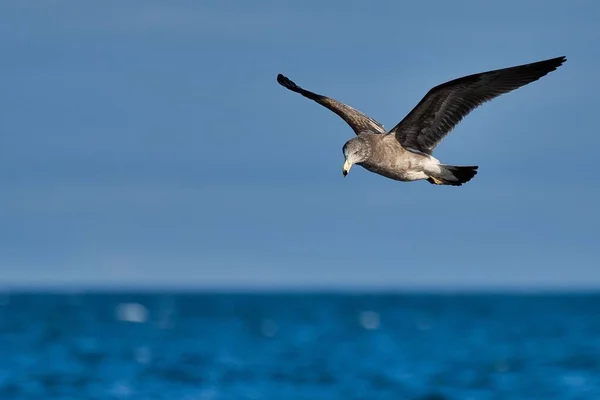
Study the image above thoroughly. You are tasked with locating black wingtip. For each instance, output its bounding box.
[554,55,567,66]
[276,73,300,92]
[545,56,567,71]
[276,73,288,86]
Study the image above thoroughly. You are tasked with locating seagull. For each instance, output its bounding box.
[277,56,566,186]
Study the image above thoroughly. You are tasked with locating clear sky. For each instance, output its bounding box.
[1,1,598,290]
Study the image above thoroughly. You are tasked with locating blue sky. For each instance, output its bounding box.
[1,0,598,290]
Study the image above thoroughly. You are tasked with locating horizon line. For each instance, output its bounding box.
[2,282,600,295]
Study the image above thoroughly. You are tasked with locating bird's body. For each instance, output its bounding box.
[342,132,477,185]
[277,56,566,186]
[350,133,433,182]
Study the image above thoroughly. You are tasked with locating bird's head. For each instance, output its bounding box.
[342,137,370,177]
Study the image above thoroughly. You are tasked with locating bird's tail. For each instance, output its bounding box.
[427,165,478,186]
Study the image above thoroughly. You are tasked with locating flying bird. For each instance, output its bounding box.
[277,56,566,186]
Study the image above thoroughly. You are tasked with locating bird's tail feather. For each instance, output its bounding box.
[427,165,478,186]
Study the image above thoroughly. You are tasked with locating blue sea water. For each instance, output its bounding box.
[0,292,599,400]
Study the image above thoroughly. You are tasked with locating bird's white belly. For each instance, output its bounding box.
[361,144,441,181]
[360,159,430,182]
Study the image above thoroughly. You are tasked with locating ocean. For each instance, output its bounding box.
[0,292,599,399]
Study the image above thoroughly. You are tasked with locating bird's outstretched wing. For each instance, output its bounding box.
[277,74,386,135]
[389,56,566,155]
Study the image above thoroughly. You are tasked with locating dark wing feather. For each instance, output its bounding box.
[389,56,566,155]
[277,74,386,135]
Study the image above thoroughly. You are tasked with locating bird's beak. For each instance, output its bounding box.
[342,159,352,177]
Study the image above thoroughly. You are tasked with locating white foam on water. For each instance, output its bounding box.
[359,311,380,330]
[115,303,148,323]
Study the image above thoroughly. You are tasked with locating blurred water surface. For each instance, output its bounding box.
[0,292,599,400]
